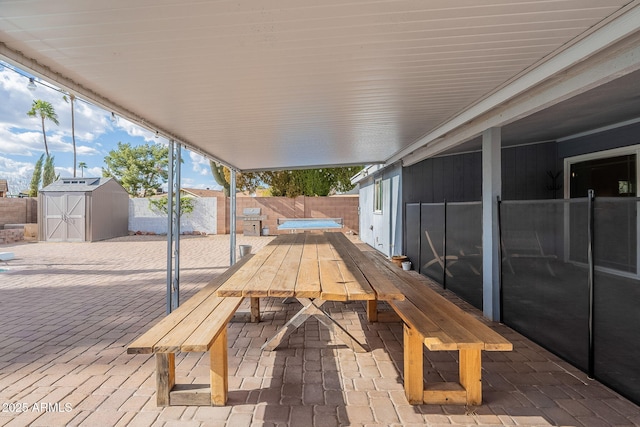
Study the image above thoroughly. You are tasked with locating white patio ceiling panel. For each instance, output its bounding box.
[0,0,633,170]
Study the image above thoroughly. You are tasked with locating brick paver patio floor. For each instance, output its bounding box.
[1,235,639,427]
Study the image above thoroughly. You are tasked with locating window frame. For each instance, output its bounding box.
[373,178,383,214]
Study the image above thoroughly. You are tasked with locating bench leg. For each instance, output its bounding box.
[156,353,175,406]
[403,324,424,404]
[459,348,482,406]
[251,297,260,323]
[210,327,228,406]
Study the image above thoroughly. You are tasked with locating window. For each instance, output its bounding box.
[564,145,639,276]
[569,154,636,198]
[374,178,383,213]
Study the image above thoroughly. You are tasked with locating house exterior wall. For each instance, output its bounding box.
[403,152,482,203]
[558,120,640,160]
[397,121,640,406]
[403,141,559,204]
[358,163,402,257]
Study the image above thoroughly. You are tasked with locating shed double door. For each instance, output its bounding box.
[45,194,86,241]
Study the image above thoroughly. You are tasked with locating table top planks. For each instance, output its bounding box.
[268,233,305,297]
[215,232,403,303]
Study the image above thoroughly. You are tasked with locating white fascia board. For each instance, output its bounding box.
[351,164,382,184]
[351,163,401,184]
[391,4,640,167]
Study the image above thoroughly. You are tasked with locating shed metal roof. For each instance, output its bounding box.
[41,177,120,193]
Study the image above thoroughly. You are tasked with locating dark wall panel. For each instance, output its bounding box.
[558,121,640,159]
[403,142,558,203]
[502,142,559,200]
[403,152,482,203]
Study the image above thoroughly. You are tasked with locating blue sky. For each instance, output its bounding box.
[0,61,222,195]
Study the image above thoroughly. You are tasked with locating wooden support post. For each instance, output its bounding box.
[210,327,228,406]
[403,324,424,404]
[459,348,482,405]
[156,353,175,406]
[367,300,378,322]
[250,297,260,323]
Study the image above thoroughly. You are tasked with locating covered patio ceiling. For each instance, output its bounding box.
[1,1,640,171]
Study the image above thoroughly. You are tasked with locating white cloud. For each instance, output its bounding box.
[1,62,216,190]
[86,166,103,177]
[0,127,43,155]
[190,151,212,176]
[115,116,159,143]
[0,155,36,194]
[55,165,74,178]
[0,65,109,158]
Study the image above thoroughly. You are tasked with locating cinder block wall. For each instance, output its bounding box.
[233,195,359,235]
[0,198,38,228]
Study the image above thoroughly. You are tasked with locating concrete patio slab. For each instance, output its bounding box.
[0,235,639,426]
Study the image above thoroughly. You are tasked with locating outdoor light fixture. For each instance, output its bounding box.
[155,131,159,138]
[27,77,37,91]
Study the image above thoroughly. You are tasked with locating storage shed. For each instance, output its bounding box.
[39,177,129,242]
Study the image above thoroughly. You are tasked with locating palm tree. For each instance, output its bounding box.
[63,93,77,176]
[78,161,87,177]
[27,99,59,157]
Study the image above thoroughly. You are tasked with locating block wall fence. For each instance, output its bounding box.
[216,195,360,235]
[0,198,38,228]
[1,195,359,236]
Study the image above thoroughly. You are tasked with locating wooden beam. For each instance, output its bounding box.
[423,382,467,405]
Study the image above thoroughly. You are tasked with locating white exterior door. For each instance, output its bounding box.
[45,194,86,241]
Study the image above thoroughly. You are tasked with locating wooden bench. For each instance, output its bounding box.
[364,251,513,406]
[127,255,253,406]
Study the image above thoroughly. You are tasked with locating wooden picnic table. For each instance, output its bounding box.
[216,232,404,352]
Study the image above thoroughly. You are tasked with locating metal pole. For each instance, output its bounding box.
[166,140,181,314]
[497,195,503,323]
[172,144,181,311]
[418,202,422,275]
[587,189,595,379]
[230,169,237,266]
[443,199,447,290]
[166,140,175,315]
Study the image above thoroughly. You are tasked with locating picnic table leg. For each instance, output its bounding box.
[459,348,482,406]
[307,299,368,353]
[156,353,175,406]
[250,297,260,323]
[210,327,228,406]
[262,298,368,352]
[261,299,316,351]
[367,300,378,322]
[403,324,424,404]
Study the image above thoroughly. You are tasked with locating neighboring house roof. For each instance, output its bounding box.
[181,188,226,198]
[40,177,125,193]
